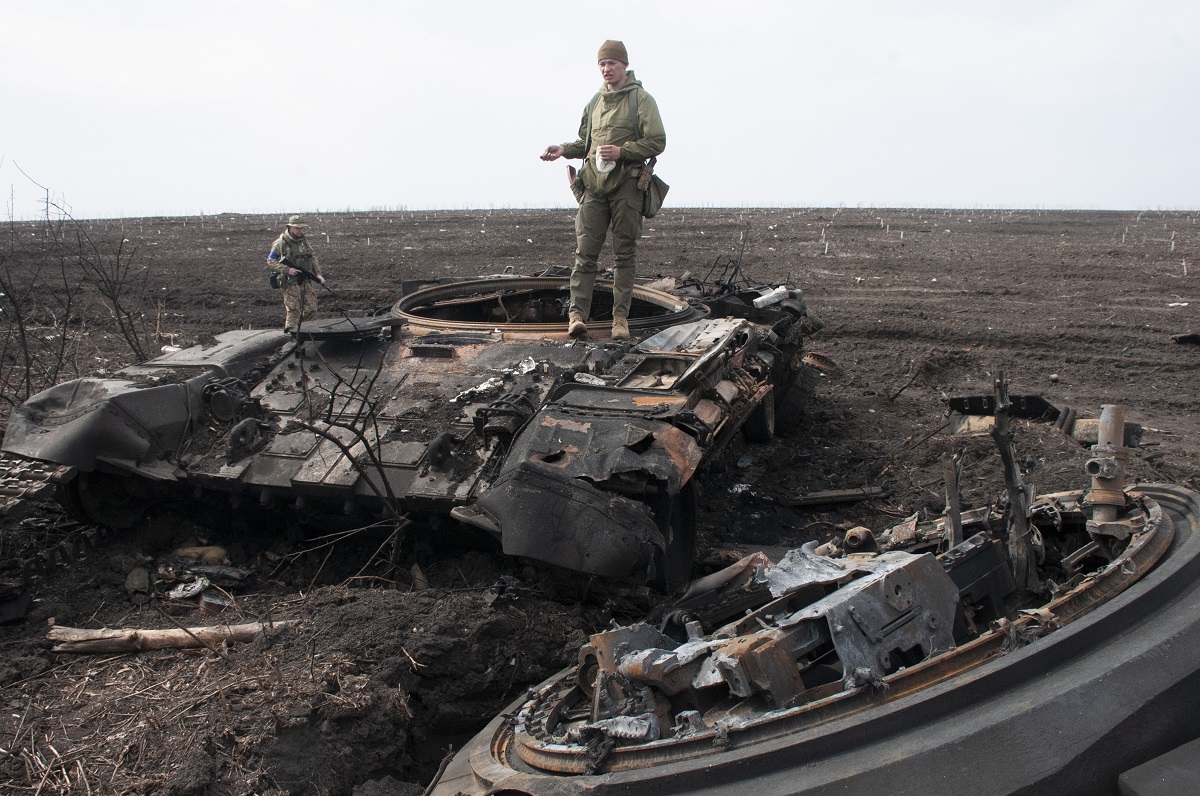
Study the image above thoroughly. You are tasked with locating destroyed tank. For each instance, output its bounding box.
[2,270,823,589]
[431,401,1200,795]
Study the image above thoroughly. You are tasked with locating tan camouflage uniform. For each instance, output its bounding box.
[268,229,321,330]
[560,72,666,321]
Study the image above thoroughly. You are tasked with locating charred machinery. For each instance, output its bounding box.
[3,273,822,588]
[432,398,1200,795]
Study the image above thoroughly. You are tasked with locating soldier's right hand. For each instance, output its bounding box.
[540,145,564,161]
[287,267,301,275]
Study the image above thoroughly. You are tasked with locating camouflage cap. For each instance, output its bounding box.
[286,215,306,228]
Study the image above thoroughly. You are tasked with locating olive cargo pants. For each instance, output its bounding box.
[571,176,644,321]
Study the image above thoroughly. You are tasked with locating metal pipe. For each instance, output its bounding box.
[1086,404,1128,534]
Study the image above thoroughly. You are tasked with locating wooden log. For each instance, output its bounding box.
[48,620,297,653]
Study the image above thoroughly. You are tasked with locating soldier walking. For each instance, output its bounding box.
[540,40,666,339]
[267,215,325,331]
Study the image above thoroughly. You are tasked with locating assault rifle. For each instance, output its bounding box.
[279,256,322,284]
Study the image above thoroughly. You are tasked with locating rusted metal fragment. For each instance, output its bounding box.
[949,393,1060,420]
[883,512,920,546]
[539,415,591,434]
[703,629,814,706]
[783,486,887,507]
[631,394,687,407]
[690,398,723,430]
[568,713,661,743]
[509,549,961,775]
[764,546,859,596]
[509,412,702,497]
[948,392,1144,448]
[6,331,287,478]
[483,484,1178,781]
[478,461,663,579]
[1071,417,1144,447]
[434,411,1200,796]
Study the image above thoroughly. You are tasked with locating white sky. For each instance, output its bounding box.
[2,0,1197,219]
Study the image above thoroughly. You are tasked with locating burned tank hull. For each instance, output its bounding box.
[2,275,821,587]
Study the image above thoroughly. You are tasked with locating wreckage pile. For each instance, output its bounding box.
[432,394,1200,795]
[2,270,823,592]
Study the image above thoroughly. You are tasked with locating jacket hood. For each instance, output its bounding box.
[599,71,643,97]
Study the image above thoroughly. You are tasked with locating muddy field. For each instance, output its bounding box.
[0,207,1197,795]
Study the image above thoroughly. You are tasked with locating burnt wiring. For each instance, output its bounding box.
[681,227,762,298]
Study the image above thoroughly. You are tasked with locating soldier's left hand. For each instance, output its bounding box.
[597,144,622,162]
[318,275,326,284]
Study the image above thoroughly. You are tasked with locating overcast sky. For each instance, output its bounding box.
[3,0,1197,219]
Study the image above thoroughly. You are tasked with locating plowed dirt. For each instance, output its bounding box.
[1,208,1197,795]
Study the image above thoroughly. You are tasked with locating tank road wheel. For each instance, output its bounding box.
[777,363,820,436]
[59,472,151,529]
[652,482,698,593]
[743,395,776,443]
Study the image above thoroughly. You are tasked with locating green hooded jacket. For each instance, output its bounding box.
[561,72,666,195]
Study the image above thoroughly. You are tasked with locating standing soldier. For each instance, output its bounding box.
[267,215,325,331]
[540,40,666,339]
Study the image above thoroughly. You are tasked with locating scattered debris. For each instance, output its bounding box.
[0,583,32,623]
[437,394,1200,795]
[949,393,1058,421]
[172,545,231,565]
[783,486,887,507]
[941,450,965,546]
[166,576,210,601]
[410,563,429,591]
[801,351,840,377]
[199,590,235,614]
[125,566,153,595]
[453,376,505,403]
[948,392,1143,447]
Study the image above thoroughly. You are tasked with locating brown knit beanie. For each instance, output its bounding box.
[597,40,629,64]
